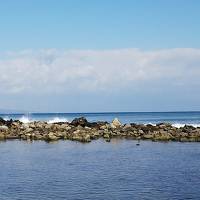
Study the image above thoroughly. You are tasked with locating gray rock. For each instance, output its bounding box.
[123,124,132,129]
[25,128,33,133]
[143,134,153,139]
[82,134,91,143]
[111,118,122,128]
[47,132,59,141]
[0,125,9,131]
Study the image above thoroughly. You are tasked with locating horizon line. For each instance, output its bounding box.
[1,110,200,115]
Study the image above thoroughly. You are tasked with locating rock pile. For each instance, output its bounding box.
[0,117,200,142]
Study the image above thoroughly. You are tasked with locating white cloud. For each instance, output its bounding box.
[0,48,200,94]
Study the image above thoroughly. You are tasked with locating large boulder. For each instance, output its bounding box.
[46,132,59,141]
[156,122,172,129]
[143,134,154,139]
[154,131,173,141]
[25,128,33,133]
[0,125,9,131]
[81,134,91,143]
[70,117,89,127]
[111,118,122,128]
[60,124,71,131]
[0,118,13,127]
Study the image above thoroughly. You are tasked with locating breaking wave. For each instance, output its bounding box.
[47,117,69,124]
[145,123,200,128]
[19,116,32,123]
[1,114,200,127]
[172,123,200,128]
[18,116,69,123]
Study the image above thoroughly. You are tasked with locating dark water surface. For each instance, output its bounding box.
[0,140,200,200]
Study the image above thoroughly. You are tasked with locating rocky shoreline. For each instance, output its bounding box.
[0,117,200,142]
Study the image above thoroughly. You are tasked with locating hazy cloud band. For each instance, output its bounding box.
[0,48,200,94]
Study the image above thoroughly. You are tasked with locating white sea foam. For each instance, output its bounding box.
[19,116,32,123]
[2,115,200,127]
[10,116,69,123]
[144,123,200,128]
[48,117,68,124]
[172,123,200,128]
[3,116,10,121]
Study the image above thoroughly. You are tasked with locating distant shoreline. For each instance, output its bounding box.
[0,117,200,143]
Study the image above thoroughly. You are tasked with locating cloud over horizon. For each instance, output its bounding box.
[0,48,200,95]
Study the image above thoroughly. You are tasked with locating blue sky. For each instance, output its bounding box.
[0,0,200,112]
[1,0,200,50]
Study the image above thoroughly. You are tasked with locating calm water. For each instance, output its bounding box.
[0,140,200,200]
[1,112,200,126]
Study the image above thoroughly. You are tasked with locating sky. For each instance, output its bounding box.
[0,0,200,112]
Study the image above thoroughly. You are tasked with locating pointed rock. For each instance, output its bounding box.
[111,118,122,128]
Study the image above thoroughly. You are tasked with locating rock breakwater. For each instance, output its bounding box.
[0,117,200,142]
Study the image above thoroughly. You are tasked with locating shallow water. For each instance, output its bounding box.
[0,140,200,200]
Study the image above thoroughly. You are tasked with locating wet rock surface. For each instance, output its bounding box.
[0,117,200,142]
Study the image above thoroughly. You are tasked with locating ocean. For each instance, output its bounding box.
[1,111,200,127]
[0,140,200,200]
[0,112,200,200]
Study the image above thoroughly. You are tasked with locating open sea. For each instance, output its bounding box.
[1,111,200,127]
[0,112,200,200]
